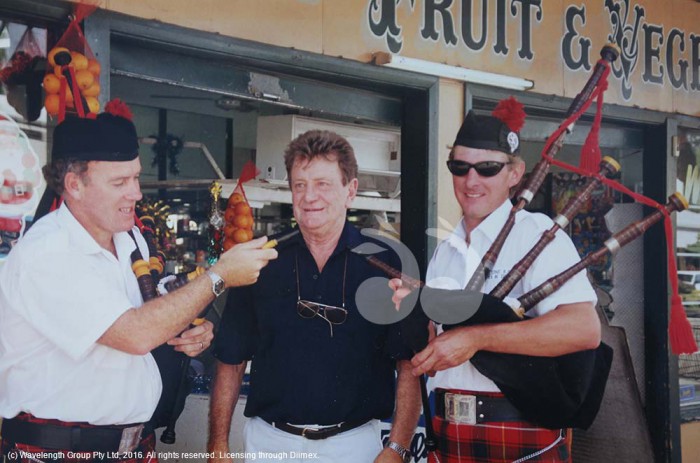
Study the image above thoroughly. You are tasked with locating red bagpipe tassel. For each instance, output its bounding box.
[665,218,698,354]
[579,63,610,174]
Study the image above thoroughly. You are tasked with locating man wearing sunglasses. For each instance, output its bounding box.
[391,98,599,462]
[209,130,421,463]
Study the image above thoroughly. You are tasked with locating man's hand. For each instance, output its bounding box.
[167,319,214,357]
[212,237,278,287]
[411,326,480,376]
[388,278,413,311]
[374,447,404,463]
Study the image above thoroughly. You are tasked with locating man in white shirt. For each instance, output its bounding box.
[0,101,277,462]
[392,98,600,462]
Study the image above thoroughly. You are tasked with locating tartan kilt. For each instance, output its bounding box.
[430,391,572,463]
[1,414,157,463]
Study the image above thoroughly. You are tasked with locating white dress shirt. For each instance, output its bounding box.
[427,199,597,392]
[0,203,161,425]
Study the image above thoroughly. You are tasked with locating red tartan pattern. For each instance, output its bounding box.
[430,390,571,463]
[1,414,157,463]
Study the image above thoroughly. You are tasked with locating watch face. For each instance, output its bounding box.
[213,278,225,296]
[208,271,226,296]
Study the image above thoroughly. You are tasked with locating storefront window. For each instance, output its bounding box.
[676,126,700,423]
[112,74,402,275]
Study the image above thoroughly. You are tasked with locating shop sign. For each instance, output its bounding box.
[680,384,696,402]
[361,0,699,113]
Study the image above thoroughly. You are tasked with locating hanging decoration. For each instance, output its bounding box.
[150,133,185,176]
[207,181,224,265]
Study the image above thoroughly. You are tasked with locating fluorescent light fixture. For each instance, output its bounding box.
[372,52,534,91]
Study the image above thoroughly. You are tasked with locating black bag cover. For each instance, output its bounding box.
[415,287,613,429]
[149,344,192,429]
[471,343,613,429]
[399,288,522,352]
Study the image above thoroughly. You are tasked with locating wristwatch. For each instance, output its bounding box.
[206,270,225,297]
[385,441,411,463]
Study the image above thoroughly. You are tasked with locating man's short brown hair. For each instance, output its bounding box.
[42,159,89,196]
[283,130,358,185]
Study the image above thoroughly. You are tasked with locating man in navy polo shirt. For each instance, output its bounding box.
[208,130,421,463]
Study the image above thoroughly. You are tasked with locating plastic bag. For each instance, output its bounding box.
[0,27,46,122]
[44,3,101,121]
[223,161,259,251]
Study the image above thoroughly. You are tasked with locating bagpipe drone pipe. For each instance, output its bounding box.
[128,214,207,443]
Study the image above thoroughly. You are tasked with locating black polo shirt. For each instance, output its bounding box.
[214,222,411,425]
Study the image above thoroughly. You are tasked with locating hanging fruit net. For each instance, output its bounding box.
[43,3,101,121]
[222,161,259,252]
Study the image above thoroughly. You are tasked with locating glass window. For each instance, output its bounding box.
[0,20,48,262]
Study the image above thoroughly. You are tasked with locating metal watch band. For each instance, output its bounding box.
[386,440,411,463]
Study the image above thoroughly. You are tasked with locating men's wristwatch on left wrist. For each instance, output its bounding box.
[385,441,411,463]
[206,270,225,297]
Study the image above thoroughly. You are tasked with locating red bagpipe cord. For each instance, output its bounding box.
[541,59,697,354]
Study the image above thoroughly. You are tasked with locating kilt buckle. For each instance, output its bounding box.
[117,424,144,454]
[444,392,476,425]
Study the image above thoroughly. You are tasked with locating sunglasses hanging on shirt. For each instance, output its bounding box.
[295,252,348,337]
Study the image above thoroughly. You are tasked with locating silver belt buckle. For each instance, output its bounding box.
[118,424,144,453]
[444,392,477,425]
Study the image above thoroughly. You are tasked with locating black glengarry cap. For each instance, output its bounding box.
[51,99,138,162]
[453,97,526,155]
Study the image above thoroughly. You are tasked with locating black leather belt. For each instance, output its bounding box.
[262,418,368,440]
[435,389,525,424]
[1,417,149,453]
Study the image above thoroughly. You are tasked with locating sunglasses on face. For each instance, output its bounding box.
[446,160,510,177]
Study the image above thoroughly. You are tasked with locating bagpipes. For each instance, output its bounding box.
[128,214,207,443]
[359,43,698,434]
[365,193,689,430]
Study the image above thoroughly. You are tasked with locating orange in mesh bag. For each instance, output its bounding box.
[43,3,101,121]
[223,161,259,251]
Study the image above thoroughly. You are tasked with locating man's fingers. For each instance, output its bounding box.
[179,320,213,339]
[392,293,402,311]
[412,356,436,376]
[235,236,268,249]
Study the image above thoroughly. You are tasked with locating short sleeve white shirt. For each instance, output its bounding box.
[0,203,162,425]
[427,199,597,392]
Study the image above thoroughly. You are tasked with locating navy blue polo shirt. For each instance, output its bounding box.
[214,222,412,425]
